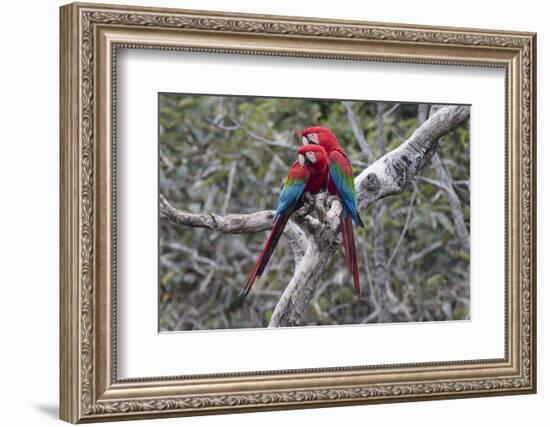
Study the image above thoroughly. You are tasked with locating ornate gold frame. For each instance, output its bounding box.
[59,2,537,423]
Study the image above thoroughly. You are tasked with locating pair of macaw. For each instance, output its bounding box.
[240,126,364,299]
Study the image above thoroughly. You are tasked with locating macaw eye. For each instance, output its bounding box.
[307,133,319,144]
[302,136,309,146]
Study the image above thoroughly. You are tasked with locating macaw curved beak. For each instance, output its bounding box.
[298,154,306,166]
[302,136,308,146]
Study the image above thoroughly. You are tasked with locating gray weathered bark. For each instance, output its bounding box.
[162,105,470,327]
[344,101,395,322]
[270,105,469,326]
[431,153,470,252]
[371,102,391,323]
[354,105,469,211]
[160,194,309,265]
[419,104,470,253]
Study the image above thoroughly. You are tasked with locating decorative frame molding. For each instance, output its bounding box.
[60,2,536,423]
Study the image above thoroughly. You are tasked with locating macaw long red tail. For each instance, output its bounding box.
[239,214,289,299]
[341,213,361,296]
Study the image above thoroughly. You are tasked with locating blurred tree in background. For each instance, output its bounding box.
[159,94,470,331]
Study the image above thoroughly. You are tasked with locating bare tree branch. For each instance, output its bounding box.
[160,193,309,263]
[415,175,450,192]
[160,193,275,233]
[269,238,334,327]
[370,102,391,322]
[283,222,309,266]
[420,104,470,253]
[161,105,470,327]
[431,153,470,252]
[221,159,238,215]
[386,185,418,269]
[383,103,401,118]
[343,101,374,162]
[371,199,389,322]
[355,105,470,211]
[208,117,296,150]
[346,100,409,322]
[345,100,386,320]
[407,241,444,263]
[360,240,377,315]
[417,103,430,124]
[270,105,470,326]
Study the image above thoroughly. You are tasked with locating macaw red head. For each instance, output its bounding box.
[297,144,328,173]
[301,126,341,153]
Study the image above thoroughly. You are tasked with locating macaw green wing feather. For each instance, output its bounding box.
[328,151,363,227]
[275,162,309,219]
[240,162,309,299]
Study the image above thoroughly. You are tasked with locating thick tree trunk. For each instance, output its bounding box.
[269,238,338,326]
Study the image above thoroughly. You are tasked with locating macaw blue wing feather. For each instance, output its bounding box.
[239,162,309,299]
[328,152,363,227]
[275,163,309,219]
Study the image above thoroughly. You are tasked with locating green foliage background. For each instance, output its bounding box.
[159,94,470,331]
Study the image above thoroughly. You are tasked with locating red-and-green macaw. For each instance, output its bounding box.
[302,126,364,295]
[240,144,329,299]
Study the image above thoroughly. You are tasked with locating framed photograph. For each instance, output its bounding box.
[60,2,537,423]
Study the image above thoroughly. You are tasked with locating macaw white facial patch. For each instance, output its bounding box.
[305,151,317,163]
[307,133,319,144]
